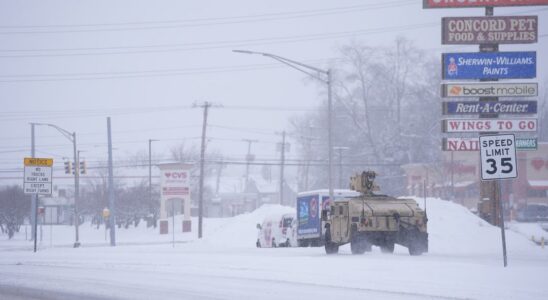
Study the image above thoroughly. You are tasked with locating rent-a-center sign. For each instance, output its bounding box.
[442,100,537,115]
[442,16,537,44]
[424,0,548,8]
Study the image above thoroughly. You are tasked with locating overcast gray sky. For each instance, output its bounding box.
[1,0,547,186]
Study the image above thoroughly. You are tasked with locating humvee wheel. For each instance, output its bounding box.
[408,242,424,256]
[256,239,261,248]
[272,238,277,248]
[350,240,367,255]
[325,242,339,254]
[380,242,395,254]
[407,230,426,256]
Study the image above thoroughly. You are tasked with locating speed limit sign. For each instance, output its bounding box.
[479,134,518,180]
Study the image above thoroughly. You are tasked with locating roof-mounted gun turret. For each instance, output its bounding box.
[349,171,379,196]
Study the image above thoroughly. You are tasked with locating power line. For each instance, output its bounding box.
[0,1,416,34]
[0,24,437,59]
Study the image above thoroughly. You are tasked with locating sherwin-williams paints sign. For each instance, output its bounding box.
[424,0,548,8]
[442,51,536,80]
[442,16,537,44]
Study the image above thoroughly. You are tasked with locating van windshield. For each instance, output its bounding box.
[283,218,293,228]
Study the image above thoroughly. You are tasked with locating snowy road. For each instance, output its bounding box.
[1,200,548,300]
[1,243,547,300]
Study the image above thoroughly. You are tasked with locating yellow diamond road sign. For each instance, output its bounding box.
[24,157,53,195]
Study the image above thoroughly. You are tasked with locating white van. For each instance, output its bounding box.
[256,213,296,248]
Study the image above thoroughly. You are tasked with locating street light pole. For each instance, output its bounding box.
[233,49,334,203]
[32,123,80,248]
[29,123,37,252]
[72,132,80,248]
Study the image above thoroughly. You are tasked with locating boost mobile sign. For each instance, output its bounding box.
[442,16,537,44]
[442,82,537,97]
[424,0,548,8]
[442,52,536,80]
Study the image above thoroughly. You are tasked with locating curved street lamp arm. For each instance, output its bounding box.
[47,124,74,142]
[30,122,74,141]
[233,49,328,83]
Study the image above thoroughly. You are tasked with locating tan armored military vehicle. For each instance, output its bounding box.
[322,171,428,255]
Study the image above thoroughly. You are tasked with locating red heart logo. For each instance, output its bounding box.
[531,158,544,171]
[165,172,171,178]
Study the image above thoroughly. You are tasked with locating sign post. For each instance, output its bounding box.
[23,157,53,252]
[158,163,192,235]
[480,134,517,267]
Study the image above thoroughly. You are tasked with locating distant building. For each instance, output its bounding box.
[205,174,296,217]
[402,143,548,213]
[40,188,73,225]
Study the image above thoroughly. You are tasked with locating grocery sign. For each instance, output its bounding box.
[442,101,537,115]
[442,118,537,133]
[443,137,537,151]
[442,16,537,44]
[424,0,548,8]
[442,82,538,97]
[442,51,536,80]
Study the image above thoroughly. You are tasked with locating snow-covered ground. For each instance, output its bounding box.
[1,199,547,299]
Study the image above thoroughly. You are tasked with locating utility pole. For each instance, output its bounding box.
[478,6,501,227]
[327,70,334,206]
[107,117,116,246]
[196,102,212,239]
[278,131,286,205]
[333,146,349,188]
[243,139,258,192]
[149,139,158,214]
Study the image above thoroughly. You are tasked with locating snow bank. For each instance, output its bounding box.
[508,221,548,244]
[409,196,541,256]
[199,204,294,248]
[1,197,544,257]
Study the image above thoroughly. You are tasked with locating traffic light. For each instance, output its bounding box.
[79,160,86,175]
[64,161,73,174]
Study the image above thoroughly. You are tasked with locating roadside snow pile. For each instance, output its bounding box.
[200,204,294,248]
[508,221,548,244]
[409,197,540,256]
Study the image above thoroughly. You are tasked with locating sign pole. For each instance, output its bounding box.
[24,156,53,252]
[30,123,37,251]
[172,200,175,248]
[498,180,508,267]
[479,134,517,267]
[33,197,38,252]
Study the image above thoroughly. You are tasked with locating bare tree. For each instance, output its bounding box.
[291,38,441,195]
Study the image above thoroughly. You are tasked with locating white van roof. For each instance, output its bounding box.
[297,189,360,197]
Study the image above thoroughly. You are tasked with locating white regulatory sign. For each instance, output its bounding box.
[23,157,53,195]
[479,134,517,180]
